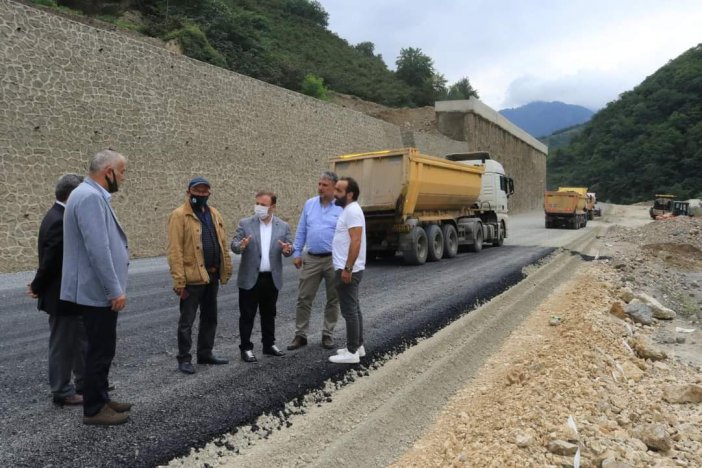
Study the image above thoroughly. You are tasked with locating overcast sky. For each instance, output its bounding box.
[317,0,702,111]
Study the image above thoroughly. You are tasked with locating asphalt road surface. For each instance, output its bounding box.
[0,211,594,467]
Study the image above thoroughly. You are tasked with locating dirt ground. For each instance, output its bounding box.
[170,206,701,468]
[393,225,702,467]
[392,207,702,467]
[330,92,440,135]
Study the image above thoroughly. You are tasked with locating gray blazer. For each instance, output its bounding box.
[231,215,292,291]
[60,178,129,307]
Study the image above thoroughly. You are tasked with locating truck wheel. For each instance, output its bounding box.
[402,226,428,265]
[441,224,458,258]
[425,225,444,262]
[493,221,505,246]
[467,223,483,253]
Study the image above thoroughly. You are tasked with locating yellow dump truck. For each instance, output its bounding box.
[558,186,596,219]
[544,189,588,229]
[329,148,514,265]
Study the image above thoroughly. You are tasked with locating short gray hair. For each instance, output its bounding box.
[55,173,84,202]
[320,171,338,183]
[89,149,125,173]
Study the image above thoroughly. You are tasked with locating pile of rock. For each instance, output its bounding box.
[605,216,702,325]
[392,259,702,468]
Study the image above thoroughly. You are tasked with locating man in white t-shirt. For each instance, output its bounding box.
[329,177,367,364]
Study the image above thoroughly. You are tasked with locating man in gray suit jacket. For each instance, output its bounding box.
[61,149,132,426]
[231,191,293,363]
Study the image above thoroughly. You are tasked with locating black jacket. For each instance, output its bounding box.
[30,203,75,315]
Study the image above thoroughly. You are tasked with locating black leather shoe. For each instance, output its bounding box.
[197,355,229,365]
[241,350,257,363]
[263,345,285,357]
[179,362,195,374]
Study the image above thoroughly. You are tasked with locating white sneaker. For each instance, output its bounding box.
[329,349,360,364]
[336,345,366,357]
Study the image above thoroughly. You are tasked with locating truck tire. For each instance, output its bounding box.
[426,225,444,262]
[402,226,428,265]
[441,224,458,258]
[467,223,483,252]
[493,221,505,246]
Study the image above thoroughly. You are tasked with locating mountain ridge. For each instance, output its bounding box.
[499,101,594,138]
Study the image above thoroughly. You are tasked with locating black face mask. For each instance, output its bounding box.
[105,169,119,193]
[190,194,209,209]
[334,195,348,207]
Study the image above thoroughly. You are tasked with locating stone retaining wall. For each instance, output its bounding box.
[0,1,543,272]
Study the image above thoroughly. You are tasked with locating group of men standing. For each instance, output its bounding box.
[29,149,367,426]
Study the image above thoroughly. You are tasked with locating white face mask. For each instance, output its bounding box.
[254,205,269,219]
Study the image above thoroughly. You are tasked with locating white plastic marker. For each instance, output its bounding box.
[567,416,580,468]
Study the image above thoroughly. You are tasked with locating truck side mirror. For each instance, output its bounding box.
[507,178,515,197]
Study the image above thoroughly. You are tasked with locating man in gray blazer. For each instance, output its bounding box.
[231,191,293,363]
[61,149,132,426]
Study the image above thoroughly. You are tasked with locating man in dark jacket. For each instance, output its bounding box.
[28,173,85,406]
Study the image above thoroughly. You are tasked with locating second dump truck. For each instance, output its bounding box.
[544,188,588,229]
[329,147,514,265]
[558,186,597,219]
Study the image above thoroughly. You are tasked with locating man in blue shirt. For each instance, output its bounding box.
[287,171,343,351]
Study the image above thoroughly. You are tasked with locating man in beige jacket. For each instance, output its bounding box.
[167,177,232,374]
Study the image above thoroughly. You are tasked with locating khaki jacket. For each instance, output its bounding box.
[167,200,232,288]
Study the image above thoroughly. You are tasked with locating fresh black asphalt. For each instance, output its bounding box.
[0,245,552,467]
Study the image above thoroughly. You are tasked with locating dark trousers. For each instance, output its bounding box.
[335,270,364,353]
[48,314,86,399]
[239,273,278,351]
[177,279,220,363]
[78,304,118,417]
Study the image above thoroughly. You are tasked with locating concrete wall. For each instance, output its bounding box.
[1,1,474,271]
[436,100,548,214]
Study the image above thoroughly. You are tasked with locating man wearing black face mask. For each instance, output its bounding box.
[62,149,131,425]
[167,177,233,374]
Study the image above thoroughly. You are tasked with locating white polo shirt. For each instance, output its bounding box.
[332,201,366,272]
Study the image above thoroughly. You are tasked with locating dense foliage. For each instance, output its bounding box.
[42,0,477,107]
[538,124,585,152]
[548,44,702,203]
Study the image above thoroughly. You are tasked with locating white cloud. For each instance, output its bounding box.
[318,0,702,110]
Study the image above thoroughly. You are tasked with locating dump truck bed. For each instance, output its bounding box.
[544,190,587,214]
[330,148,484,217]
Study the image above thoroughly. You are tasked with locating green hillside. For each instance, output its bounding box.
[548,44,702,203]
[539,124,585,152]
[36,0,477,107]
